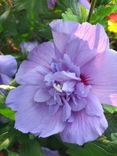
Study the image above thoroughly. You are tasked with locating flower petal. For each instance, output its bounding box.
[6,86,65,137]
[52,71,80,82]
[15,104,65,137]
[61,110,108,145]
[76,83,91,97]
[0,73,11,84]
[0,55,17,77]
[74,22,109,52]
[50,20,79,54]
[63,54,80,76]
[86,91,104,116]
[6,85,38,111]
[34,89,50,102]
[16,61,48,85]
[66,38,98,67]
[62,81,75,93]
[28,42,55,68]
[70,97,87,111]
[50,20,109,56]
[82,49,117,105]
[62,101,71,121]
[17,42,55,85]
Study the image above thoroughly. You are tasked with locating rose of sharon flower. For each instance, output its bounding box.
[0,55,17,93]
[6,20,117,145]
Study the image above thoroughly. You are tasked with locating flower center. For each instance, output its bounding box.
[53,82,62,93]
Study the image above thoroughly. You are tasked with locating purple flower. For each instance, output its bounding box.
[79,0,90,10]
[42,147,60,156]
[0,55,17,91]
[48,0,57,9]
[6,20,117,145]
[20,42,38,53]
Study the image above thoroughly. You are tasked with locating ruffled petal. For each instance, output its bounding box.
[61,110,108,145]
[50,20,79,54]
[62,101,71,121]
[50,20,109,57]
[16,42,55,85]
[6,85,39,111]
[70,97,87,111]
[34,89,51,102]
[62,81,75,93]
[66,38,98,67]
[63,54,80,75]
[16,61,48,85]
[85,91,104,116]
[6,86,65,137]
[15,104,65,137]
[52,71,80,82]
[74,22,109,52]
[28,42,55,68]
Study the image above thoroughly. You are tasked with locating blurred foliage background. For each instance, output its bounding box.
[0,0,117,156]
[0,0,117,55]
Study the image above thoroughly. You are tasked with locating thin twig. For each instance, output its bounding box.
[87,0,97,22]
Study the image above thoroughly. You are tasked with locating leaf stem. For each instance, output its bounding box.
[87,0,97,22]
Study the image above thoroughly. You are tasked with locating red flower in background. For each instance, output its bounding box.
[107,12,117,33]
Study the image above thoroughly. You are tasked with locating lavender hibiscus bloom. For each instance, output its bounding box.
[0,55,17,92]
[6,20,117,145]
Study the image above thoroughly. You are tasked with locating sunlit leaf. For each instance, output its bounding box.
[104,105,117,114]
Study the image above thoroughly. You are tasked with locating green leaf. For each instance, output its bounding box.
[96,0,112,6]
[67,143,117,156]
[91,4,117,25]
[111,133,117,142]
[0,9,10,21]
[0,94,6,106]
[103,105,117,114]
[0,93,15,120]
[0,108,15,120]
[0,132,10,150]
[19,139,44,156]
[95,137,117,154]
[8,151,19,156]
[62,8,80,22]
[14,0,48,18]
[80,5,87,22]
